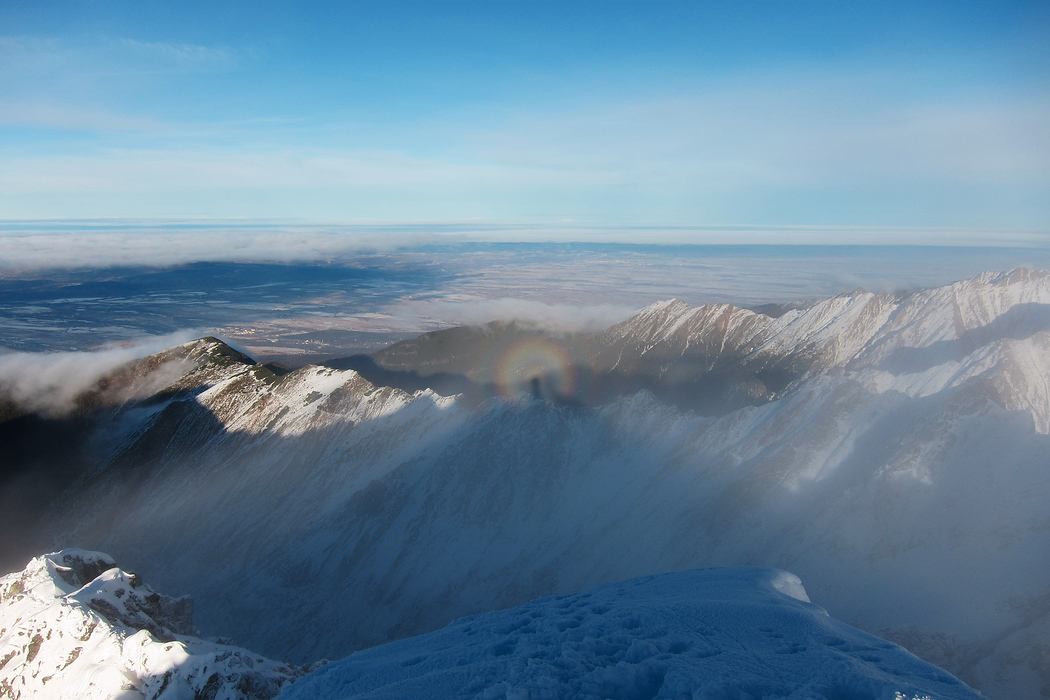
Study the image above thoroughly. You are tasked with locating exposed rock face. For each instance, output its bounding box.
[6,269,1050,699]
[0,549,302,700]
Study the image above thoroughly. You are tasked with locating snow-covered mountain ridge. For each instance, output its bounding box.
[590,268,1050,427]
[0,549,301,700]
[8,269,1050,699]
[608,268,1050,361]
[0,552,982,700]
[358,268,1050,423]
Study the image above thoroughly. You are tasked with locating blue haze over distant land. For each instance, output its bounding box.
[2,223,1050,359]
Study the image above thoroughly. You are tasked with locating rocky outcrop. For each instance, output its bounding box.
[0,549,302,700]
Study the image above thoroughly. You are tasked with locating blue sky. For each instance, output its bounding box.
[1,1,1048,234]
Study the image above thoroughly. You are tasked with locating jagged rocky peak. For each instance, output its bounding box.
[135,337,261,391]
[635,297,695,317]
[197,359,432,437]
[37,337,264,419]
[611,267,1050,364]
[47,549,117,588]
[92,336,303,414]
[603,299,766,351]
[603,297,717,337]
[11,549,195,642]
[0,548,302,700]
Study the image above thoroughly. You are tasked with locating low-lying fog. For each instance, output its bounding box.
[4,225,1049,366]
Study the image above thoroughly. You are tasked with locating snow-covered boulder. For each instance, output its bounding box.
[281,568,981,700]
[0,548,302,700]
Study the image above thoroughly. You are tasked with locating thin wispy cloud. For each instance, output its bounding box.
[1,222,1047,275]
[115,38,240,70]
[0,35,65,69]
[0,331,199,415]
[478,77,1050,188]
[1,63,1046,224]
[0,4,1046,227]
[0,34,241,76]
[0,101,165,132]
[396,298,638,333]
[0,34,243,133]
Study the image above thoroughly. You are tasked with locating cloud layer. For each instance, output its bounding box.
[397,298,638,333]
[2,222,1048,274]
[0,331,198,415]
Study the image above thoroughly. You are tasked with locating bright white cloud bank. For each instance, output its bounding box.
[0,331,198,414]
[1,223,1048,274]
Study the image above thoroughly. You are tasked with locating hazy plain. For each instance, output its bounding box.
[4,223,1050,366]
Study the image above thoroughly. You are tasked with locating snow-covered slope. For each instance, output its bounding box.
[24,269,1050,700]
[281,568,980,700]
[592,268,1050,421]
[0,549,301,699]
[363,269,1050,418]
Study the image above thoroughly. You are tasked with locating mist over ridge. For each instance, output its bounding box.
[2,268,1049,699]
[5,236,1050,362]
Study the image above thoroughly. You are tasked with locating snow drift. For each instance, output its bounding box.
[282,568,980,700]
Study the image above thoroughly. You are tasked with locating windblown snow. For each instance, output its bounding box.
[8,268,1050,700]
[0,549,301,700]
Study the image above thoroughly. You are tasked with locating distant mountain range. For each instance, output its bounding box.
[2,268,1049,699]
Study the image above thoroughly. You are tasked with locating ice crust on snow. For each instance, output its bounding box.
[0,549,300,700]
[280,568,979,700]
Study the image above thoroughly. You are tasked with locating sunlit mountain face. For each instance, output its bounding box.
[2,266,1050,699]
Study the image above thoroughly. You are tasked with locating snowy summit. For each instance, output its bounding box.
[0,549,301,700]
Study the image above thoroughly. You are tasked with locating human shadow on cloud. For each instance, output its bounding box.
[324,322,813,416]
